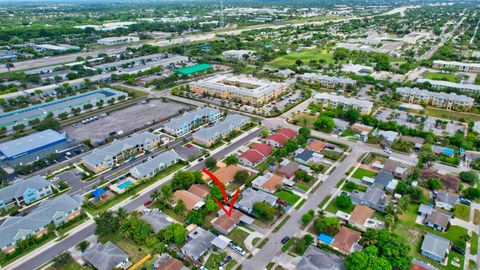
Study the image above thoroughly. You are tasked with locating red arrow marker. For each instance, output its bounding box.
[202,168,240,217]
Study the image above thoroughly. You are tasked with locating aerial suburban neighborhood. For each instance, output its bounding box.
[0,0,479,270]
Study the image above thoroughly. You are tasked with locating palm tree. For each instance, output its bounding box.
[151,190,161,202]
[359,228,378,246]
[116,208,128,221]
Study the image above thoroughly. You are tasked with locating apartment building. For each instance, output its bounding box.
[190,74,287,107]
[0,175,52,210]
[192,114,250,147]
[417,78,480,93]
[298,73,357,89]
[163,107,221,136]
[314,93,373,114]
[396,87,474,111]
[432,60,480,73]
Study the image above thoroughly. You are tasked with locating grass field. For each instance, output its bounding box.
[453,205,470,222]
[347,167,377,179]
[424,72,460,83]
[471,232,478,255]
[276,191,301,205]
[227,228,249,249]
[420,107,480,122]
[268,48,335,69]
[205,253,226,270]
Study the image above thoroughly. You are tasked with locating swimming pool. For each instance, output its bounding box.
[117,180,133,190]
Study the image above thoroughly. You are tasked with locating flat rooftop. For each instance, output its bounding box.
[0,129,67,159]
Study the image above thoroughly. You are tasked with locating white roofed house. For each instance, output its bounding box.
[81,131,160,173]
[192,114,250,147]
[0,194,83,254]
[314,93,373,114]
[129,150,182,179]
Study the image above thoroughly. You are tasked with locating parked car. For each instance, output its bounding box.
[143,200,153,206]
[197,157,204,162]
[229,243,246,256]
[281,236,290,244]
[459,198,472,206]
[452,246,465,255]
[277,199,288,206]
[220,255,232,266]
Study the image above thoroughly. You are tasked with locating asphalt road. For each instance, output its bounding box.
[242,149,362,269]
[9,129,261,270]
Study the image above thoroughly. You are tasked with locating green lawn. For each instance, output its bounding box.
[268,48,335,69]
[227,228,250,249]
[424,72,460,83]
[341,181,368,193]
[275,191,301,205]
[420,107,480,122]
[471,232,478,255]
[205,253,226,270]
[47,254,94,270]
[114,238,151,263]
[453,205,470,222]
[281,237,296,252]
[447,251,464,270]
[325,197,353,214]
[347,167,377,179]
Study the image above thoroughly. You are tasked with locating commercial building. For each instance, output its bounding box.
[0,175,52,210]
[417,78,480,93]
[192,114,250,147]
[341,63,374,75]
[163,107,221,136]
[222,50,256,60]
[97,36,140,45]
[0,194,83,253]
[432,60,480,73]
[75,21,136,31]
[190,74,288,107]
[314,93,373,114]
[32,44,80,52]
[129,150,181,179]
[396,87,474,111]
[82,131,160,173]
[0,130,68,167]
[0,50,17,61]
[298,73,357,89]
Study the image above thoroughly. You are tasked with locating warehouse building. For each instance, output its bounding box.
[396,87,474,111]
[97,36,139,46]
[0,130,69,167]
[190,74,287,107]
[314,93,373,114]
[432,60,480,73]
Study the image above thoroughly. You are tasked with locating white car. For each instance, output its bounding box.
[384,148,392,154]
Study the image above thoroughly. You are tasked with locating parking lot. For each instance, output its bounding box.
[62,99,191,142]
[375,108,467,136]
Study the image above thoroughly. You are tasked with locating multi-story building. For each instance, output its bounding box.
[192,114,250,147]
[82,131,160,173]
[129,150,181,179]
[162,107,221,136]
[314,93,373,114]
[190,75,288,107]
[298,73,357,89]
[432,60,480,73]
[0,194,83,254]
[0,175,52,210]
[0,129,69,167]
[396,87,474,111]
[417,78,480,94]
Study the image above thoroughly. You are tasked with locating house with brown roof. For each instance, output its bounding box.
[211,209,243,235]
[400,135,425,151]
[239,143,272,167]
[421,169,460,192]
[277,159,301,180]
[349,205,374,231]
[210,165,246,186]
[172,190,204,211]
[307,140,326,153]
[425,210,450,232]
[350,123,373,133]
[187,184,210,199]
[382,159,408,180]
[154,254,186,270]
[251,172,285,193]
[332,226,361,254]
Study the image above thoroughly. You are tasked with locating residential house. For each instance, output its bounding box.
[400,135,425,151]
[265,128,297,148]
[377,130,399,144]
[332,226,361,254]
[140,210,172,233]
[129,150,181,179]
[307,140,326,153]
[163,107,221,136]
[251,172,286,193]
[181,227,216,262]
[431,145,455,158]
[350,123,373,134]
[211,208,254,235]
[0,175,52,210]
[0,194,83,253]
[154,253,187,270]
[435,191,459,210]
[209,165,247,186]
[187,184,210,199]
[277,159,302,180]
[418,204,434,217]
[382,159,408,180]
[296,246,345,270]
[192,114,250,147]
[239,143,272,167]
[373,172,398,192]
[82,131,160,173]
[349,205,375,231]
[350,186,388,212]
[294,149,323,164]
[425,210,450,232]
[333,118,349,133]
[420,233,450,263]
[421,169,460,192]
[83,241,129,270]
[173,190,204,211]
[235,188,277,214]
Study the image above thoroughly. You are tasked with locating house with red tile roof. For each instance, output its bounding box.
[265,128,298,147]
[332,226,361,254]
[239,143,272,167]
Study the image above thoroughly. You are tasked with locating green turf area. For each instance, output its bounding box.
[453,205,470,222]
[424,72,460,83]
[325,196,354,214]
[471,232,478,255]
[275,191,301,205]
[447,251,464,269]
[281,237,296,252]
[268,48,335,69]
[347,167,377,179]
[414,107,480,122]
[174,63,212,75]
[227,228,249,249]
[205,253,226,270]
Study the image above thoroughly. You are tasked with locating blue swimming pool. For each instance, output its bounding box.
[118,180,133,190]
